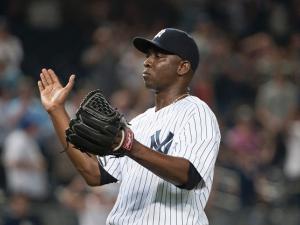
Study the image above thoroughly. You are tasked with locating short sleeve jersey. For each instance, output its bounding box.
[98,96,221,225]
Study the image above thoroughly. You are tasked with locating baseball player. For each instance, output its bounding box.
[38,28,221,225]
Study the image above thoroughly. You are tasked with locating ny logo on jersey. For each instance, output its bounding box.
[150,130,174,154]
[154,29,166,39]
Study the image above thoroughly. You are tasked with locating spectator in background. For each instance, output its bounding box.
[80,26,121,96]
[0,17,23,89]
[3,193,42,225]
[0,84,15,149]
[212,37,255,123]
[2,115,48,200]
[239,32,276,84]
[57,175,119,225]
[225,105,264,206]
[284,105,300,206]
[255,62,298,125]
[0,17,23,91]
[0,17,23,68]
[4,77,53,142]
[284,105,300,180]
[26,0,62,30]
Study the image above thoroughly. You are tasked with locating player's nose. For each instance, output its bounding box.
[143,56,153,68]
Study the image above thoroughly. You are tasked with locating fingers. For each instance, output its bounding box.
[48,69,60,84]
[37,80,44,92]
[65,74,76,91]
[39,68,75,90]
[40,70,49,87]
[41,68,53,85]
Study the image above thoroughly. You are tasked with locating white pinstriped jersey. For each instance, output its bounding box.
[98,95,221,225]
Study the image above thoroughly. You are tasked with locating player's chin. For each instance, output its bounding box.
[144,81,157,90]
[143,76,159,90]
[143,78,153,88]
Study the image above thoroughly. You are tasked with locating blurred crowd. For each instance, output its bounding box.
[0,0,300,225]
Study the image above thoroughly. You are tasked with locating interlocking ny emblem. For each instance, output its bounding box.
[150,130,174,154]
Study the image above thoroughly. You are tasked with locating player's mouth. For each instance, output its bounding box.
[142,71,151,78]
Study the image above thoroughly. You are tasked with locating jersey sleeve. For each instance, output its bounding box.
[171,104,221,184]
[97,156,122,181]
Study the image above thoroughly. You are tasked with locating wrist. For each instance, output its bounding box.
[122,128,135,152]
[113,128,135,153]
[47,105,67,116]
[126,140,145,158]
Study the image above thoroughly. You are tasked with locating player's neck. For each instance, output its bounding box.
[154,88,190,111]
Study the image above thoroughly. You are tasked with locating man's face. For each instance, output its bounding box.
[142,48,182,91]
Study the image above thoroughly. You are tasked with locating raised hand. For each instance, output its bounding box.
[38,68,75,112]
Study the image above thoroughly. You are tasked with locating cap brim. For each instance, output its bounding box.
[133,37,173,54]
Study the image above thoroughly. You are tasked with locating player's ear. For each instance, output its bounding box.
[177,60,191,76]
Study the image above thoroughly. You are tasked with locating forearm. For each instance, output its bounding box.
[128,140,190,186]
[48,107,100,186]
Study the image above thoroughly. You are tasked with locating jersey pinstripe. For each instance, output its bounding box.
[98,96,221,225]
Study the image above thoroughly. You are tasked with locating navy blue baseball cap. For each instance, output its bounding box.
[133,28,200,72]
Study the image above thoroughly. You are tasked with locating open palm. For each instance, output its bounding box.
[38,68,75,112]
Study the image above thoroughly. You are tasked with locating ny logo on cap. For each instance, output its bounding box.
[154,29,166,39]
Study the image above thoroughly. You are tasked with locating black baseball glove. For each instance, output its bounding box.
[65,89,134,157]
